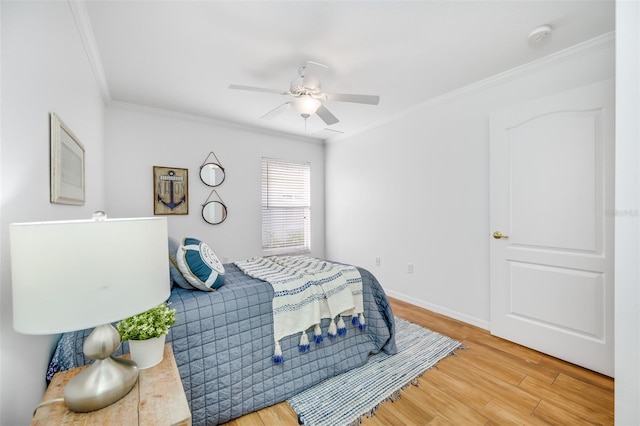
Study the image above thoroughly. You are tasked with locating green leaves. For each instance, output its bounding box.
[116,302,176,341]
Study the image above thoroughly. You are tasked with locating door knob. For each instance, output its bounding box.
[493,231,509,239]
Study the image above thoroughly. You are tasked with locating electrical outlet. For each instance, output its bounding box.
[407,263,414,274]
[375,257,381,266]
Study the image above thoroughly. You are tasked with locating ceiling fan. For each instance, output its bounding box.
[229,61,380,126]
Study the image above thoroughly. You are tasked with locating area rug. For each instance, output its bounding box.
[287,317,464,426]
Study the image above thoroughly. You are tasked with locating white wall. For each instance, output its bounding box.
[325,36,614,329]
[614,0,640,423]
[0,1,106,424]
[104,104,326,262]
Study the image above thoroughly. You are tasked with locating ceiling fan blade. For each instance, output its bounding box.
[323,93,380,105]
[229,84,289,95]
[316,128,344,136]
[316,104,339,125]
[313,128,345,139]
[260,102,291,120]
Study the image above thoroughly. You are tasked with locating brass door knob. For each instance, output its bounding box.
[493,231,509,239]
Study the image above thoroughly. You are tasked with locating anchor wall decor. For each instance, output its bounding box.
[153,166,189,215]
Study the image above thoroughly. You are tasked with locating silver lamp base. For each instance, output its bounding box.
[63,323,138,412]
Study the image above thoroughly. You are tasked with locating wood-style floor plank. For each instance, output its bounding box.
[222,297,614,425]
[434,352,541,415]
[519,375,613,425]
[419,366,492,411]
[479,398,551,426]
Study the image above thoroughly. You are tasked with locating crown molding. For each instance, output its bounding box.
[68,0,112,104]
[108,101,324,145]
[327,31,615,144]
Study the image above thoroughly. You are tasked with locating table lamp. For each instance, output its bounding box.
[9,213,170,413]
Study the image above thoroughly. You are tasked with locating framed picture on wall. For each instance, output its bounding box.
[153,166,189,215]
[50,113,85,205]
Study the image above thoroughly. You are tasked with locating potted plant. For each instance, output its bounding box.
[117,302,176,369]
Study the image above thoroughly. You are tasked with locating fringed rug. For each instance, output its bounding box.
[287,317,463,426]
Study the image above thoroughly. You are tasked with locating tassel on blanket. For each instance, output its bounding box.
[273,341,284,364]
[298,331,310,352]
[337,316,347,336]
[358,313,366,331]
[328,319,337,339]
[313,324,323,344]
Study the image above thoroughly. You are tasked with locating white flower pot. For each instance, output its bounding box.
[129,335,166,369]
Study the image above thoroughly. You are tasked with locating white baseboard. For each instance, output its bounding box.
[384,289,490,331]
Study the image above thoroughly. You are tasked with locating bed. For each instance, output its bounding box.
[47,252,397,425]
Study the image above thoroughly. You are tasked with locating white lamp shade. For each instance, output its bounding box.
[10,217,170,334]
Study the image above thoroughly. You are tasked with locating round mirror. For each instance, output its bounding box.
[200,163,226,187]
[202,201,227,225]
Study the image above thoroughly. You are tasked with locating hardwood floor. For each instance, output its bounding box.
[223,297,614,425]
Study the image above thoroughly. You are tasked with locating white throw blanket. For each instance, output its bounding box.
[235,256,365,363]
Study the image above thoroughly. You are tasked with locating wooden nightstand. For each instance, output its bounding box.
[32,343,191,425]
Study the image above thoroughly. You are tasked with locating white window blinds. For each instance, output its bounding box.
[262,158,311,255]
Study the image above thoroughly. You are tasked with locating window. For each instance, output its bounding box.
[262,158,311,255]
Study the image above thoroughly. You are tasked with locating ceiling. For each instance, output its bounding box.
[79,1,615,141]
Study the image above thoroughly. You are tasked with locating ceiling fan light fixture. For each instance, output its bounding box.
[292,95,321,118]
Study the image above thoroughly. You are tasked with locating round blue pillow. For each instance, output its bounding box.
[176,237,225,291]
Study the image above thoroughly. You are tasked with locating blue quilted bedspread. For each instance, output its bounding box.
[47,263,396,425]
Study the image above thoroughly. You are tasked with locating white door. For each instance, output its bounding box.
[489,80,614,377]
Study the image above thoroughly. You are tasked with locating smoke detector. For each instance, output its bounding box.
[528,25,552,44]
